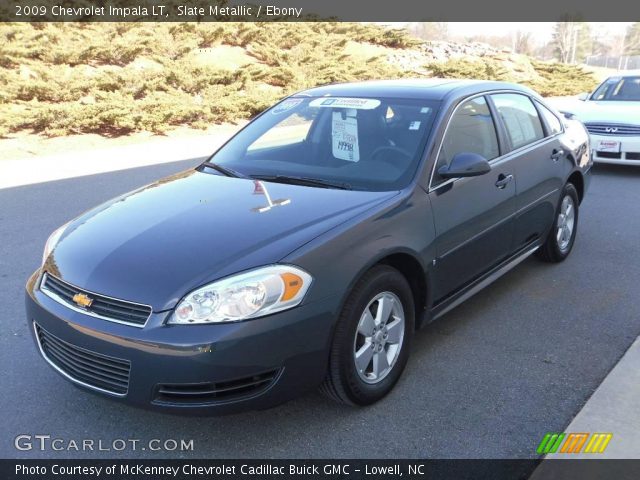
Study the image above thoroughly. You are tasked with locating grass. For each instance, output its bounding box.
[427,57,599,96]
[0,23,598,138]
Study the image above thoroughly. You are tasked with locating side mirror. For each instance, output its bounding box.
[577,92,589,101]
[438,152,491,179]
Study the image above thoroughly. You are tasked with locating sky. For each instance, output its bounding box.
[444,22,632,44]
[383,22,633,45]
[447,22,555,41]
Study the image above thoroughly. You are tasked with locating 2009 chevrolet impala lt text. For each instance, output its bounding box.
[25,80,592,414]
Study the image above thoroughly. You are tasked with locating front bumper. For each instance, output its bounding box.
[25,270,338,415]
[591,133,640,165]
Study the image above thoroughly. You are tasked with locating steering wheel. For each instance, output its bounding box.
[370,145,412,164]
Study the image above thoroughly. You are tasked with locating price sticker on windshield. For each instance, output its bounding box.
[332,112,360,162]
[310,97,381,110]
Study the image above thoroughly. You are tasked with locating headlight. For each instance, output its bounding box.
[42,223,69,265]
[168,265,313,325]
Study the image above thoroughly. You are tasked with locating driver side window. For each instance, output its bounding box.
[436,96,499,183]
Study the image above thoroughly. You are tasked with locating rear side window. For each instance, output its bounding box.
[492,93,544,150]
[535,101,563,136]
[437,96,499,176]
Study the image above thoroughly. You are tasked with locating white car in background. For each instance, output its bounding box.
[565,74,640,166]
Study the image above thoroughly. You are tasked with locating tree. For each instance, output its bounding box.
[551,21,591,63]
[552,22,573,63]
[407,22,449,41]
[624,23,640,55]
[513,31,533,55]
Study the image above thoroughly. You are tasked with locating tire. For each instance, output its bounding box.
[537,182,580,263]
[320,265,414,405]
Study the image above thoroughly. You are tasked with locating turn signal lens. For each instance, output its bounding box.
[280,272,304,301]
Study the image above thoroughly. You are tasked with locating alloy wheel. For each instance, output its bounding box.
[556,195,576,252]
[353,291,405,384]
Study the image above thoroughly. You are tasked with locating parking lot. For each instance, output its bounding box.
[2,159,639,459]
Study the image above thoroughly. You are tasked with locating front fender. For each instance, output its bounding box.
[283,187,436,327]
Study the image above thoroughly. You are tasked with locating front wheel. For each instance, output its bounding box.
[320,265,414,405]
[537,183,579,263]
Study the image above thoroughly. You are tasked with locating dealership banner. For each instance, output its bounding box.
[4,459,640,480]
[2,0,640,22]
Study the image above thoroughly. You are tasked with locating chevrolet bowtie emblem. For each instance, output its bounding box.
[72,293,93,308]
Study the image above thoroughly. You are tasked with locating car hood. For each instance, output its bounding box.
[565,101,640,124]
[46,169,397,311]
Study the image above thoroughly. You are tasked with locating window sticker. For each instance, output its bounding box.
[271,98,303,115]
[409,121,421,130]
[332,112,360,162]
[420,107,432,114]
[310,97,381,110]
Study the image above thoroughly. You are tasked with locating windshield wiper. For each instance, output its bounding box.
[252,175,352,190]
[201,162,249,179]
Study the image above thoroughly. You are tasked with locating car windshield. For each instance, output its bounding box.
[205,96,440,191]
[591,76,640,101]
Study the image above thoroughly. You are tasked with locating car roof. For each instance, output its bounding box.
[295,79,535,101]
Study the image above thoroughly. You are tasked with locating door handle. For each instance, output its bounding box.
[495,174,513,189]
[550,148,565,161]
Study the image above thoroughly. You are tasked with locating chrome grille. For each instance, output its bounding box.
[41,273,151,327]
[35,323,130,396]
[585,123,640,136]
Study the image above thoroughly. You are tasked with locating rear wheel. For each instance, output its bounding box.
[320,265,414,405]
[537,183,579,263]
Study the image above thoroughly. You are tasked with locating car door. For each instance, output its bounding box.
[428,95,517,302]
[489,93,566,251]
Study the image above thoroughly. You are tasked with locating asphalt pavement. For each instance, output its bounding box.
[1,160,639,460]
